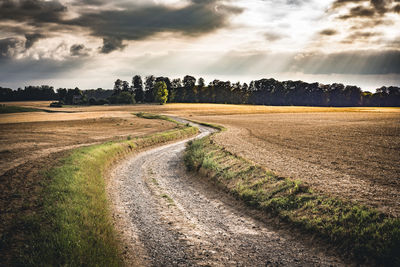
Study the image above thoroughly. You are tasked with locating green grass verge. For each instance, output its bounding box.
[136,112,226,132]
[185,119,226,132]
[0,105,43,113]
[12,124,198,266]
[184,137,400,265]
[135,112,182,125]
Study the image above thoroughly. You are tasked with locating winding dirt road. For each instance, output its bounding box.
[109,121,347,266]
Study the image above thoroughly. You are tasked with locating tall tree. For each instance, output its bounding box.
[57,88,67,103]
[183,75,196,102]
[197,77,207,102]
[113,79,123,94]
[132,75,144,103]
[122,80,130,92]
[171,78,182,102]
[155,77,173,102]
[145,75,156,102]
[198,77,205,87]
[155,81,168,105]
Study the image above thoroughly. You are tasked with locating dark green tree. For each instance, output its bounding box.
[114,79,123,94]
[132,75,144,103]
[122,80,130,92]
[145,75,156,102]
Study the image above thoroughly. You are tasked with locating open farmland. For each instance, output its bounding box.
[2,103,399,214]
[0,110,176,175]
[187,111,400,216]
[5,101,398,116]
[1,102,399,265]
[0,108,178,263]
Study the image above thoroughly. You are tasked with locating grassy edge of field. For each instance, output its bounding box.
[11,115,198,266]
[185,118,227,132]
[0,104,44,113]
[184,135,400,265]
[136,112,227,132]
[135,111,184,125]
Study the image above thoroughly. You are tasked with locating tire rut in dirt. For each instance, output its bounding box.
[116,142,199,266]
[113,123,346,266]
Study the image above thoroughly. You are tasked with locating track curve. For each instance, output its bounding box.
[109,119,346,266]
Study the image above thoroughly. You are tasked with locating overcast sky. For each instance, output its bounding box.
[0,0,399,91]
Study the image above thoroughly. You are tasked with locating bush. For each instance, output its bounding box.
[88,98,97,105]
[108,92,135,104]
[97,99,109,105]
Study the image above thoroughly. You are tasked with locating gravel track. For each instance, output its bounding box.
[109,121,346,266]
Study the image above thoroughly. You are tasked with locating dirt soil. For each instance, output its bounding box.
[0,110,176,262]
[0,113,175,176]
[109,122,348,266]
[2,102,399,217]
[190,112,400,217]
[1,102,398,265]
[5,101,398,118]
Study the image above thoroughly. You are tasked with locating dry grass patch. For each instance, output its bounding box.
[0,113,198,266]
[0,114,176,176]
[200,112,400,216]
[185,137,400,265]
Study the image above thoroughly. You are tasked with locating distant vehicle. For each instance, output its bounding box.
[50,101,63,107]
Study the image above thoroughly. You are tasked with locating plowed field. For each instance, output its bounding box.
[190,111,400,216]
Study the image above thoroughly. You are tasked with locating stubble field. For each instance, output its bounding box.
[191,112,400,216]
[1,101,399,265]
[0,107,176,258]
[2,102,399,218]
[0,111,175,175]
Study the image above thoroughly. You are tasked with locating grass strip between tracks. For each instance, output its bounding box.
[184,136,400,265]
[14,116,198,266]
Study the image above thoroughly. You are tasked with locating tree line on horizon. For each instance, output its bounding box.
[0,75,399,107]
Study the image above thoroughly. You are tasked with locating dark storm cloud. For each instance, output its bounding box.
[99,38,126,54]
[0,0,243,54]
[319,29,338,36]
[66,0,243,53]
[25,33,43,49]
[328,0,399,44]
[0,37,22,58]
[332,0,399,17]
[370,0,389,13]
[70,44,90,56]
[0,0,67,54]
[291,50,400,75]
[0,0,66,24]
[339,5,376,19]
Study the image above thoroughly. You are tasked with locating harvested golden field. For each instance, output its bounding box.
[0,111,175,175]
[4,101,398,118]
[2,102,399,218]
[189,112,400,217]
[0,109,176,248]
